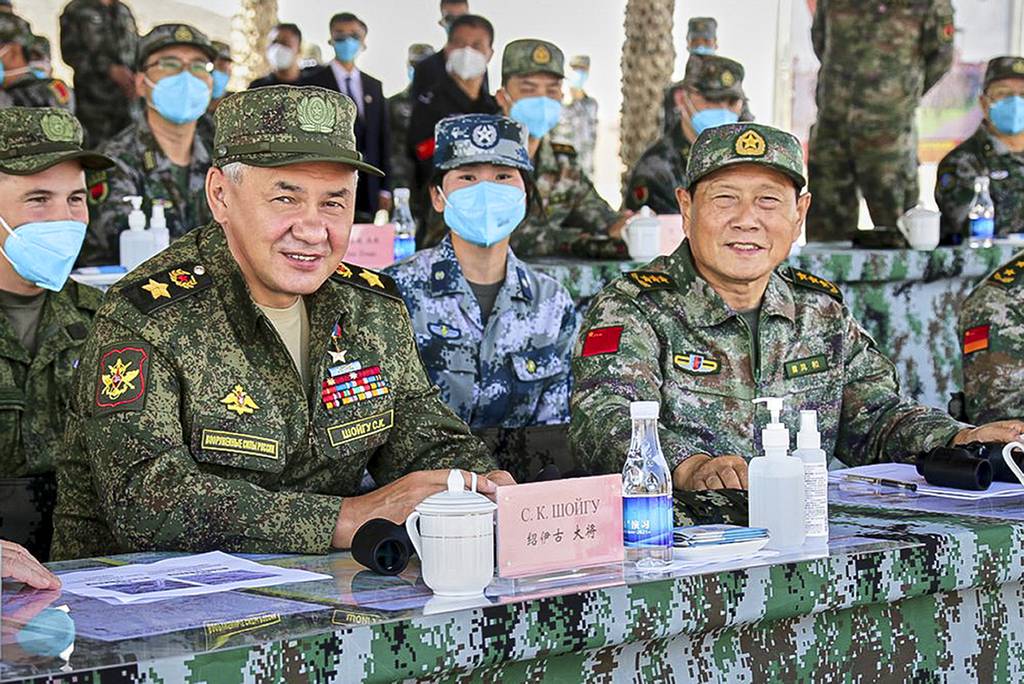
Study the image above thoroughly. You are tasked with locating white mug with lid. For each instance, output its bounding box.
[406,470,497,597]
[622,206,663,261]
[897,206,941,251]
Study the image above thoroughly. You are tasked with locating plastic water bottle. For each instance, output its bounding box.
[748,397,806,550]
[793,410,828,548]
[392,188,416,262]
[119,195,153,272]
[622,401,673,568]
[968,176,995,248]
[150,200,169,252]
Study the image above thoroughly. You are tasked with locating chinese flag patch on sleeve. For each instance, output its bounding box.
[581,326,624,357]
[963,325,990,355]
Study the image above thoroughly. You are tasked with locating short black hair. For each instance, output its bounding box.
[441,0,469,7]
[329,12,368,36]
[273,23,302,44]
[447,14,494,46]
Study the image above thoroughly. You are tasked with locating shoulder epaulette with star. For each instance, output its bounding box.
[786,267,843,302]
[623,270,676,292]
[551,142,577,157]
[122,262,214,314]
[331,262,402,300]
[986,253,1024,290]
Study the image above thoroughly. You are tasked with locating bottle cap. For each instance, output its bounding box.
[797,410,821,450]
[629,401,659,420]
[394,187,410,200]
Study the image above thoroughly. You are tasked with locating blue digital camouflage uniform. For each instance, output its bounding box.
[386,235,575,429]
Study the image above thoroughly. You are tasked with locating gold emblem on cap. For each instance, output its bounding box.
[40,112,76,143]
[532,45,551,65]
[296,95,338,134]
[721,70,735,87]
[735,130,766,157]
[174,26,194,42]
[1013,60,1024,74]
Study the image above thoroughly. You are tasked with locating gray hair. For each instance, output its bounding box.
[219,161,359,186]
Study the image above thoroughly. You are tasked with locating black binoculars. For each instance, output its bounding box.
[915,442,1023,491]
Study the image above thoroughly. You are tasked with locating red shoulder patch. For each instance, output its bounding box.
[963,325,990,355]
[633,185,649,204]
[581,326,623,357]
[88,180,109,205]
[94,345,150,415]
[48,79,71,105]
[415,138,436,161]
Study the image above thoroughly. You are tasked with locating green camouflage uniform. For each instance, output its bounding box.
[935,57,1024,241]
[197,40,236,153]
[571,123,966,522]
[0,107,113,560]
[58,0,139,148]
[388,43,435,194]
[959,249,1024,424]
[501,39,627,260]
[51,86,496,560]
[624,56,745,214]
[806,0,955,241]
[80,24,218,267]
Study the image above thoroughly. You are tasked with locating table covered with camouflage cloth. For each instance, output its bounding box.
[4,501,1024,682]
[529,241,1022,410]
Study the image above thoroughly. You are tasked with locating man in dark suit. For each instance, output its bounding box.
[301,12,391,221]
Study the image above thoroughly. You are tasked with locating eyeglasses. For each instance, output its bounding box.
[144,57,214,78]
[988,89,1024,101]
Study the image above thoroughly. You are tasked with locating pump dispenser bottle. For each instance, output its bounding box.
[748,397,806,550]
[150,201,169,252]
[119,196,152,271]
[794,410,829,546]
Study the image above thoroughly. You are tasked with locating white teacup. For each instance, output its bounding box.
[406,470,497,597]
[623,207,662,261]
[897,206,940,251]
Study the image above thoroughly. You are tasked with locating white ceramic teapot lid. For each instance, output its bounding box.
[414,470,498,516]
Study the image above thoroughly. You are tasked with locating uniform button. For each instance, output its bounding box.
[194,265,206,275]
[434,271,445,280]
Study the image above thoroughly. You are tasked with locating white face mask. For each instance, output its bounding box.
[446,47,487,81]
[266,43,297,71]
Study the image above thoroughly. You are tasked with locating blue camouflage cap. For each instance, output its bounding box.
[433,114,533,173]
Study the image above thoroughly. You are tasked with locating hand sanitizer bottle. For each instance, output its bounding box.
[749,397,806,550]
[622,401,673,569]
[793,410,829,547]
[119,196,152,272]
[150,200,169,252]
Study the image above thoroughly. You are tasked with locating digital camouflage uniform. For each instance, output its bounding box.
[59,0,138,148]
[959,249,1024,424]
[807,0,955,241]
[196,40,236,153]
[80,24,218,267]
[51,87,496,561]
[554,55,598,176]
[571,124,967,523]
[935,57,1024,240]
[501,39,627,260]
[4,76,75,113]
[625,56,745,214]
[387,44,435,194]
[0,107,113,560]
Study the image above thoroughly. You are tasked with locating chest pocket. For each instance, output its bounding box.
[422,337,477,375]
[314,353,398,462]
[0,386,24,459]
[190,414,286,475]
[510,348,564,384]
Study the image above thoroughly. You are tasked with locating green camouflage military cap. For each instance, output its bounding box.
[211,40,232,62]
[684,122,805,190]
[408,43,435,64]
[502,39,564,80]
[0,13,31,46]
[212,85,384,176]
[27,33,50,60]
[682,55,744,100]
[570,55,590,70]
[434,114,533,172]
[137,23,217,70]
[0,107,113,176]
[687,17,717,41]
[984,56,1024,90]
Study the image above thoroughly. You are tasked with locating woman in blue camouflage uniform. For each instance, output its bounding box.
[385,114,576,429]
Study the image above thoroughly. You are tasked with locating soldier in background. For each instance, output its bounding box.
[385,114,575,432]
[625,56,746,214]
[0,16,75,112]
[959,248,1024,424]
[553,55,598,177]
[197,40,234,151]
[388,44,436,195]
[250,23,307,89]
[59,0,138,148]
[806,0,955,241]
[80,24,216,266]
[936,56,1024,240]
[497,39,630,259]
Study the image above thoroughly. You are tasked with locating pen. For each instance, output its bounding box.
[841,473,918,492]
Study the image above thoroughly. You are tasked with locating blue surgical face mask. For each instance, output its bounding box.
[147,72,212,124]
[509,96,563,139]
[441,181,527,247]
[0,214,86,292]
[570,69,588,90]
[211,69,230,99]
[407,65,416,82]
[690,45,716,56]
[990,95,1024,136]
[333,37,362,63]
[691,107,739,135]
